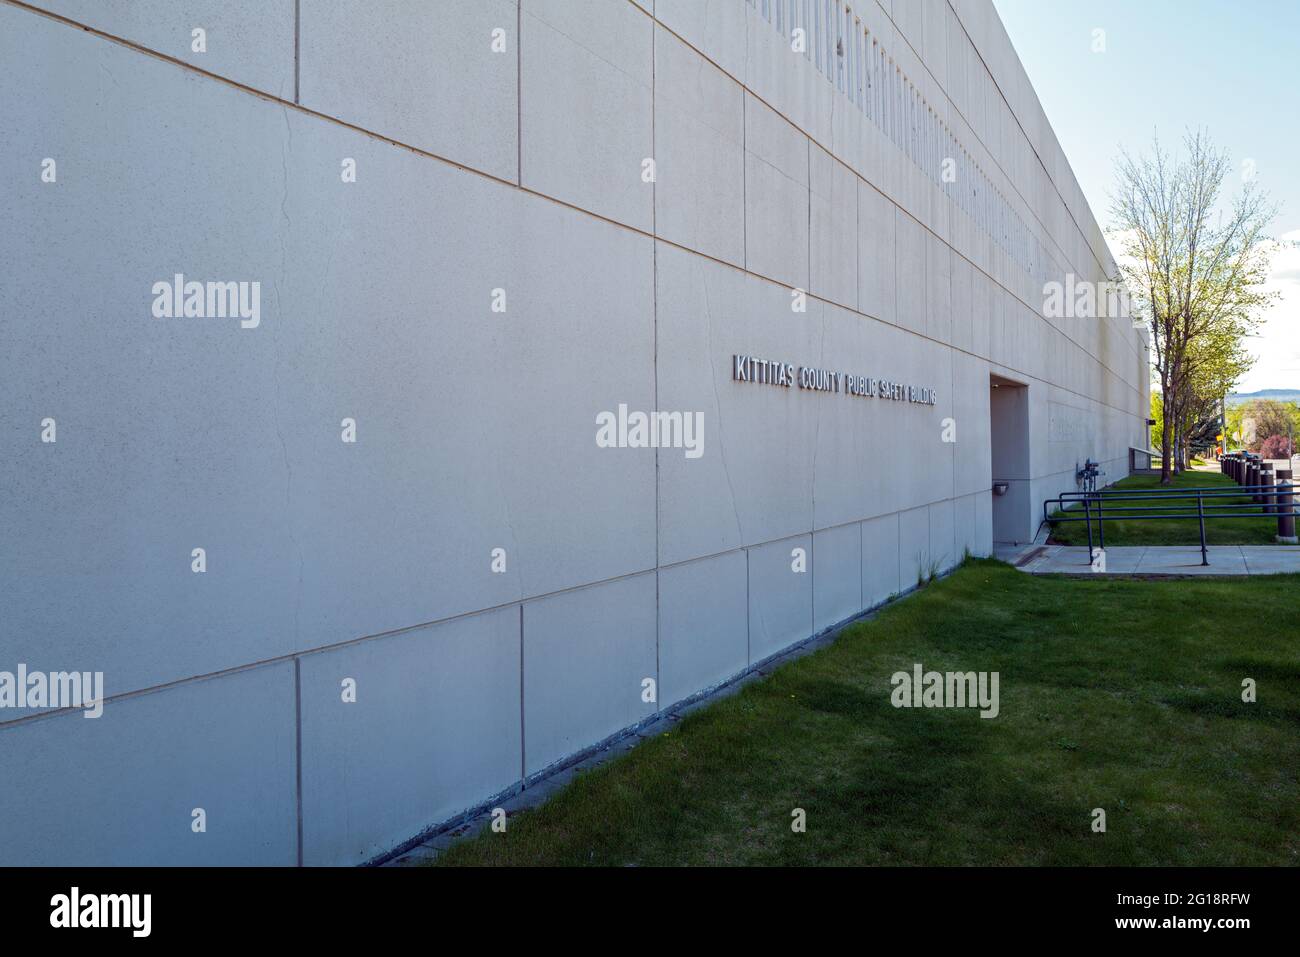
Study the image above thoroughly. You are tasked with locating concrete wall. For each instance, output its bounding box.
[0,0,1149,865]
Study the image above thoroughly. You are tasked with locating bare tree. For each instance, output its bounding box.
[1111,131,1277,483]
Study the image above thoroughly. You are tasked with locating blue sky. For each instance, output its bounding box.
[993,0,1300,392]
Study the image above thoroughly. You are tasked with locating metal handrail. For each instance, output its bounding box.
[1046,489,1299,515]
[1054,483,1282,497]
[1043,483,1298,567]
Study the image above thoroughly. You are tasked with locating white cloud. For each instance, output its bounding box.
[1240,229,1300,391]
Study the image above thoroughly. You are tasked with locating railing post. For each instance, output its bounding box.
[1196,491,1208,566]
[1084,495,1094,565]
[1278,482,1297,544]
[1096,491,1105,552]
[1276,468,1293,517]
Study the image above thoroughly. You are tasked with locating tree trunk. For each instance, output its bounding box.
[1170,382,1180,486]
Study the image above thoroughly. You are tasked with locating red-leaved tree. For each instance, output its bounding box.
[1259,434,1293,459]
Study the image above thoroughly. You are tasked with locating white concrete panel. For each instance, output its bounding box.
[748,530,806,665]
[953,352,993,498]
[971,266,993,359]
[973,489,995,558]
[0,15,656,698]
[950,252,974,353]
[926,229,952,344]
[742,0,833,148]
[299,0,519,182]
[0,663,297,866]
[654,26,745,267]
[658,550,748,708]
[748,533,813,663]
[655,0,748,83]
[30,0,295,97]
[521,0,653,230]
[809,145,858,308]
[928,498,957,573]
[895,210,927,335]
[810,305,890,526]
[814,523,862,633]
[522,573,658,775]
[744,93,809,290]
[655,244,819,561]
[953,491,977,560]
[898,504,931,590]
[299,607,521,866]
[862,511,901,608]
[858,182,898,323]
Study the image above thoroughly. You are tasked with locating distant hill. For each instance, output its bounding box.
[1226,389,1300,407]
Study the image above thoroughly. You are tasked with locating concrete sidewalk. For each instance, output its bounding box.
[995,543,1300,576]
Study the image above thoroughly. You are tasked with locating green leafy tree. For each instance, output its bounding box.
[1111,132,1278,483]
[1172,322,1252,466]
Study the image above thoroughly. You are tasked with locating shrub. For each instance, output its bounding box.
[1259,433,1293,459]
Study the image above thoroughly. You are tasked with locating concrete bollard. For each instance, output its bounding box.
[1260,468,1275,511]
[1277,482,1297,543]
[1273,468,1292,516]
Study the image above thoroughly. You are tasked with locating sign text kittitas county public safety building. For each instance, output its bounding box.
[732,354,937,406]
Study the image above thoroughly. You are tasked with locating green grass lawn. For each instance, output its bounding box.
[435,560,1300,866]
[1048,470,1284,546]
